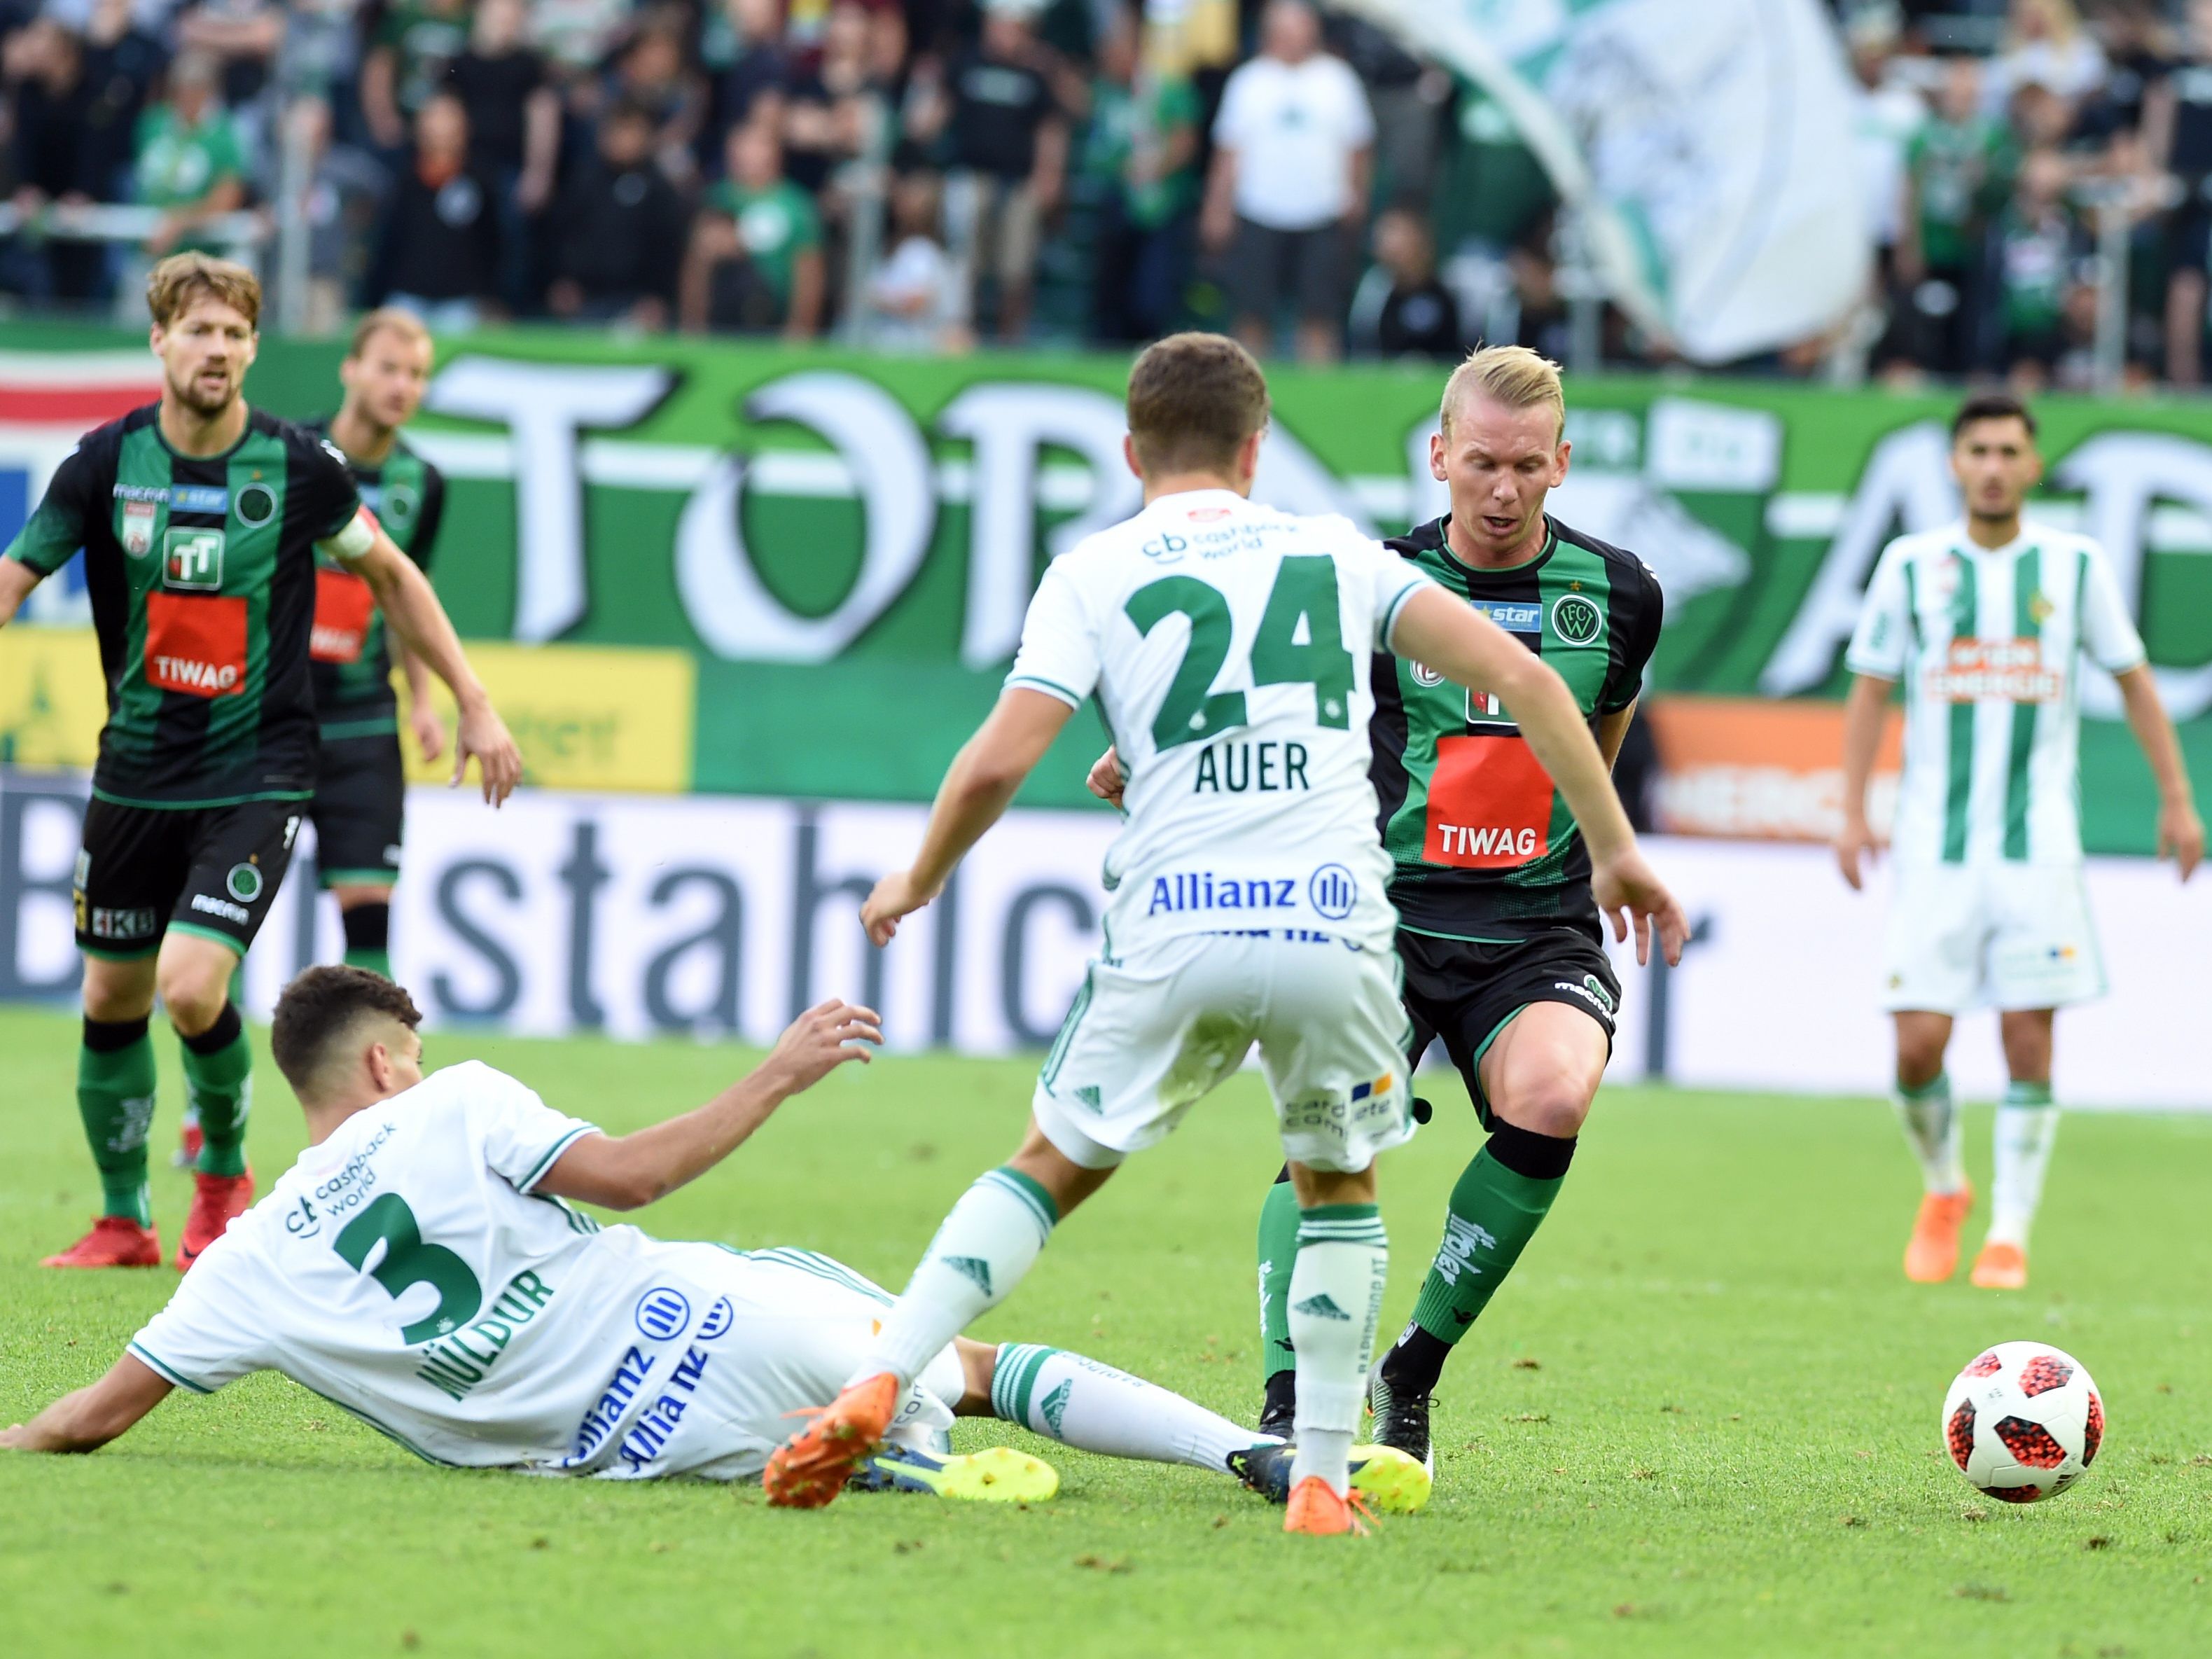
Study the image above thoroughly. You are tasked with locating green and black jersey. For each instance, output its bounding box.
[1372,514,1664,943]
[1,403,361,807]
[305,417,445,737]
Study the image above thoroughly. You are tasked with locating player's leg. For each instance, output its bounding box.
[954,1338,1267,1475]
[1975,1008,2057,1289]
[315,733,407,976]
[1884,863,1980,1281]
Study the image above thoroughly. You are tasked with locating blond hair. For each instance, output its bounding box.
[1440,345,1564,443]
[146,251,261,330]
[1126,331,1270,475]
[348,306,433,361]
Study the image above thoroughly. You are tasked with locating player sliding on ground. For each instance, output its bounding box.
[1,966,1321,1504]
[763,333,1688,1535]
[0,254,521,1276]
[1836,391,2203,1290]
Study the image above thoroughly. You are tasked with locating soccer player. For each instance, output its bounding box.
[763,334,1686,1534]
[0,254,522,1273]
[175,310,447,1169]
[5,966,1325,1507]
[1837,391,2203,1290]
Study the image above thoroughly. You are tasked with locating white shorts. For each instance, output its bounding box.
[1882,861,2107,1014]
[596,1246,966,1483]
[1030,930,1417,1175]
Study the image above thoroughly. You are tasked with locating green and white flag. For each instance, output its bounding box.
[1343,0,1872,364]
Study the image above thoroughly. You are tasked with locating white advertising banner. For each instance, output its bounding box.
[1,772,2204,1109]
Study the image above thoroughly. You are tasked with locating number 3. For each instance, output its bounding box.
[334,1193,482,1343]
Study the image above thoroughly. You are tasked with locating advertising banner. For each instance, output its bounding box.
[3,769,2204,1109]
[1,331,2207,852]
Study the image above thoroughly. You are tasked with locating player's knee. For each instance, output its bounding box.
[81,968,155,1024]
[1894,1036,1948,1089]
[1502,1077,1593,1139]
[155,958,233,1036]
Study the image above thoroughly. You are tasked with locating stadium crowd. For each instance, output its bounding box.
[1,0,2212,383]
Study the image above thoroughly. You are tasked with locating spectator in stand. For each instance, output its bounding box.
[681,118,825,337]
[610,8,707,187]
[1846,4,1927,277]
[1347,204,1461,361]
[173,1,282,117]
[707,0,793,144]
[548,98,688,330]
[2147,0,2212,384]
[2077,0,2173,144]
[1201,0,1374,363]
[784,1,884,198]
[363,90,503,331]
[1080,7,1200,345]
[133,52,248,258]
[1898,55,2015,377]
[361,0,468,153]
[6,18,110,301]
[1987,0,2107,116]
[286,94,385,333]
[912,0,1068,344]
[530,0,636,81]
[860,169,966,351]
[448,0,560,310]
[1991,146,2087,388]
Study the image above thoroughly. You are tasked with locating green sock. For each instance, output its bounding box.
[1407,1146,1566,1347]
[180,1005,253,1178]
[78,1018,157,1224]
[1256,1175,1301,1384]
[344,946,392,976]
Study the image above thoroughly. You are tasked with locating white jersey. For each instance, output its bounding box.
[1845,522,2145,866]
[1006,487,1433,955]
[127,1063,801,1478]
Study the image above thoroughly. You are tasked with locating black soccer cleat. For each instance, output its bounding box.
[1230,1441,1295,1503]
[1365,1367,1435,1476]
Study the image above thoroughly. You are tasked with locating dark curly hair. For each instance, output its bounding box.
[270,966,422,1093]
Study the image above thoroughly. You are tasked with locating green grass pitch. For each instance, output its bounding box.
[1,1004,2209,1658]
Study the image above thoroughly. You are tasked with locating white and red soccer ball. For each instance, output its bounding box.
[1942,1341,2104,1503]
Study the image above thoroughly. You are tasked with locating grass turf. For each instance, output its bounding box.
[1,1005,2208,1658]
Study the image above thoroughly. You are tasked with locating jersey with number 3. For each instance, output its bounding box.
[1007,488,1433,955]
[127,1062,748,1476]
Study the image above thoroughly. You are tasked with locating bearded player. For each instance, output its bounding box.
[1837,391,2202,1290]
[0,254,521,1272]
[6,966,1337,1510]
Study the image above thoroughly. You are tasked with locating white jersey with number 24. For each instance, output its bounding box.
[1006,487,1432,956]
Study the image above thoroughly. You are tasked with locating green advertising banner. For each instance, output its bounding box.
[3,324,2207,850]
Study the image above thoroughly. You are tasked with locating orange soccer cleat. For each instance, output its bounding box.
[1969,1241,2029,1290]
[763,1372,902,1509]
[1904,1183,1974,1284]
[175,1168,254,1272]
[1282,1476,1374,1537]
[43,1215,162,1269]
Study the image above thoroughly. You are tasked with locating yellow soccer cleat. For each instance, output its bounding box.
[1905,1183,1974,1283]
[849,1443,1061,1504]
[1349,1443,1432,1515]
[1969,1240,2029,1290]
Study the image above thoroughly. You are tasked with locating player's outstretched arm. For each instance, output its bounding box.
[329,517,522,806]
[2115,665,2206,881]
[1391,585,1688,965]
[862,689,1075,945]
[0,555,40,629]
[534,999,883,1211]
[1,1353,172,1454]
[1835,672,1895,891]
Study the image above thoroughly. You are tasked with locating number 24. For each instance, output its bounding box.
[1124,556,1353,751]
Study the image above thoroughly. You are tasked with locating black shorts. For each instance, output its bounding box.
[74,796,303,959]
[1227,218,1352,326]
[311,730,406,888]
[1398,927,1620,1126]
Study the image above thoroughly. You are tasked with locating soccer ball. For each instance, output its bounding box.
[1941,1340,2104,1504]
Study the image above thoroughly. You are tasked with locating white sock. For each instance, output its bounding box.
[990,1344,1267,1473]
[1287,1206,1389,1497]
[1987,1081,2059,1247]
[855,1168,1057,1387]
[1894,1073,1965,1193]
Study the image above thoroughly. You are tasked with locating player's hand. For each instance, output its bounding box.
[409,699,447,765]
[0,1424,27,1450]
[2158,798,2205,882]
[763,997,883,1093]
[452,698,523,807]
[1835,814,1881,891]
[861,868,940,947]
[1591,845,1689,967]
[1087,745,1125,810]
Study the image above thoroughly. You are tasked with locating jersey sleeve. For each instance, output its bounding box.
[1347,534,1433,653]
[2077,542,2148,674]
[1004,557,1101,709]
[297,431,368,546]
[1844,539,1913,679]
[410,464,447,575]
[4,442,102,577]
[1599,560,1666,714]
[127,1239,267,1392]
[463,1063,603,1195]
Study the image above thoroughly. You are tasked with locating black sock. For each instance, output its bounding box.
[1262,1367,1298,1427]
[179,1000,242,1057]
